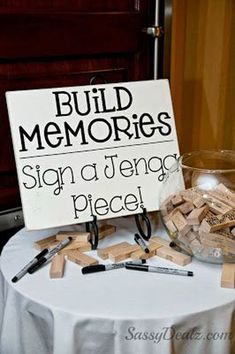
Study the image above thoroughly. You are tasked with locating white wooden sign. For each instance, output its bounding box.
[6,79,180,229]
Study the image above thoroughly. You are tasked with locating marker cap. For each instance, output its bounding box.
[82,265,106,274]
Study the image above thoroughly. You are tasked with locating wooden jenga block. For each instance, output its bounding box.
[98,224,116,240]
[185,231,197,242]
[190,238,203,253]
[170,241,193,256]
[49,254,65,278]
[170,210,191,236]
[192,225,200,232]
[171,194,184,206]
[150,236,170,247]
[215,184,235,208]
[180,188,205,208]
[156,246,191,266]
[47,240,60,249]
[178,233,191,246]
[199,236,223,250]
[178,201,194,215]
[165,219,177,233]
[58,241,92,254]
[199,210,235,233]
[34,235,56,250]
[76,243,92,252]
[177,234,190,247]
[97,242,131,259]
[109,245,140,262]
[204,195,232,215]
[130,249,155,260]
[161,195,174,216]
[216,183,235,196]
[221,263,235,288]
[56,231,90,242]
[131,242,162,260]
[187,205,209,225]
[198,231,235,254]
[67,250,98,267]
[162,207,180,223]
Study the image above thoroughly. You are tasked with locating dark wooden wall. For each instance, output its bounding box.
[0,0,155,212]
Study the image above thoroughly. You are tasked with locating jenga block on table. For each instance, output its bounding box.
[76,243,92,252]
[56,231,90,242]
[58,241,92,254]
[98,224,116,239]
[130,250,155,260]
[109,245,140,262]
[49,254,66,278]
[67,250,98,267]
[34,235,56,250]
[130,242,162,260]
[47,240,60,249]
[97,242,131,260]
[150,236,170,247]
[156,246,191,266]
[187,205,209,225]
[221,263,235,288]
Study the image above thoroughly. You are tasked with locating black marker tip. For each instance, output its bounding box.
[188,271,194,276]
[145,248,150,254]
[11,276,18,283]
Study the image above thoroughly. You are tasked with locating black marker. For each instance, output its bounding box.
[28,237,72,274]
[134,233,149,253]
[125,264,193,277]
[11,248,49,283]
[82,260,146,274]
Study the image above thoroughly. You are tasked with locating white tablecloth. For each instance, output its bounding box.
[1,217,235,354]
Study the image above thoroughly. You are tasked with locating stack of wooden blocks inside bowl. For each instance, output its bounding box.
[161,183,235,288]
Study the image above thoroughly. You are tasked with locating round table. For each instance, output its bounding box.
[1,217,235,354]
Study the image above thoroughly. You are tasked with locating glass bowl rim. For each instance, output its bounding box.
[179,149,235,174]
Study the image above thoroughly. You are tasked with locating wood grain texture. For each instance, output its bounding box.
[171,0,235,153]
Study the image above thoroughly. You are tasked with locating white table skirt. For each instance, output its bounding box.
[1,217,235,354]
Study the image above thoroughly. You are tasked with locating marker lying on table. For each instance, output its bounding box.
[134,233,149,253]
[82,260,146,274]
[11,248,49,283]
[28,237,72,274]
[125,264,194,277]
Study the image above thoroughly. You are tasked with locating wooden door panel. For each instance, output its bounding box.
[0,0,155,211]
[0,13,143,58]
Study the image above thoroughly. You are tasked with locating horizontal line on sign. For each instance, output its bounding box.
[19,139,174,160]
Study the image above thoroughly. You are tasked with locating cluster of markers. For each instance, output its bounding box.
[12,233,193,283]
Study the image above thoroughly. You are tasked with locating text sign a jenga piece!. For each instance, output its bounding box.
[6,80,180,229]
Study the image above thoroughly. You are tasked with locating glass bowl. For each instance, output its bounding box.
[159,150,235,263]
